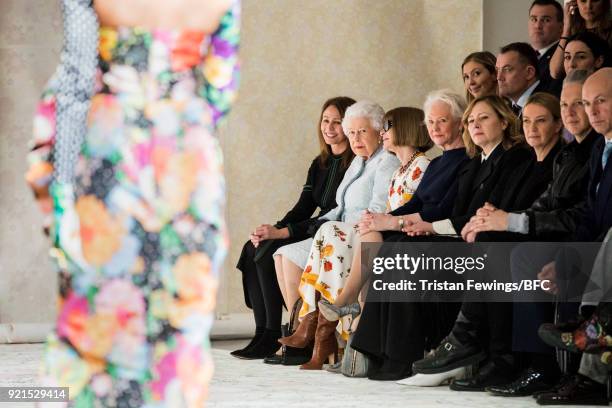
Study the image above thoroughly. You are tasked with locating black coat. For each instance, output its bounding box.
[489,141,563,212]
[526,130,601,240]
[537,42,563,98]
[450,144,532,232]
[575,136,612,241]
[274,154,348,239]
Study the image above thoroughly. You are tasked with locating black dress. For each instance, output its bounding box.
[236,154,349,331]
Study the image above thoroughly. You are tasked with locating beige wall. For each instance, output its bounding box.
[0,0,482,336]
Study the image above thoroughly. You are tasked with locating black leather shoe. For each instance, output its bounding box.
[486,368,558,397]
[536,374,608,405]
[263,353,283,364]
[532,374,574,398]
[450,359,514,392]
[262,345,312,365]
[281,346,312,366]
[413,336,486,374]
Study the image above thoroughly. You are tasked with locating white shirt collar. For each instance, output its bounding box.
[537,42,556,58]
[481,142,501,162]
[516,80,541,108]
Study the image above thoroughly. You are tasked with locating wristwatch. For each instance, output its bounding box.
[398,216,404,230]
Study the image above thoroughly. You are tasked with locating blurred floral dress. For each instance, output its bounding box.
[25,3,240,407]
[299,153,429,340]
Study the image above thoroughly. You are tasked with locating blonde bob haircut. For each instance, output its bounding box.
[383,107,433,152]
[461,95,523,158]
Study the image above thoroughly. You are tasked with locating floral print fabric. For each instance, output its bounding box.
[298,153,429,341]
[26,4,240,407]
[386,153,430,211]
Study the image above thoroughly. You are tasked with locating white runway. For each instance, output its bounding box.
[2,342,603,407]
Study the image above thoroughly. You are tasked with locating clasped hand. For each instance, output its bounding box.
[461,202,509,242]
[249,224,288,247]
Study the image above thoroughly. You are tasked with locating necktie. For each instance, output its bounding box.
[511,103,522,118]
[603,142,612,170]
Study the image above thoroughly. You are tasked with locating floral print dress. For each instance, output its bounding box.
[25,4,240,407]
[299,153,429,340]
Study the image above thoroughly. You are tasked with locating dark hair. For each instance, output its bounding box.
[500,42,541,78]
[461,51,497,103]
[383,107,433,152]
[569,0,611,37]
[566,31,611,69]
[529,0,564,22]
[318,96,356,170]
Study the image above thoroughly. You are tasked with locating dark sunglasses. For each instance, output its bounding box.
[383,119,393,132]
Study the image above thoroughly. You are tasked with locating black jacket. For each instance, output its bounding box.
[275,154,349,239]
[537,42,563,98]
[450,144,532,232]
[489,141,563,213]
[575,136,612,241]
[526,130,600,240]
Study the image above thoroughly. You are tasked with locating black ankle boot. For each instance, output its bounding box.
[230,327,265,358]
[236,329,282,360]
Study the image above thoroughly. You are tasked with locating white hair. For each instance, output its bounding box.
[342,100,385,134]
[423,89,467,122]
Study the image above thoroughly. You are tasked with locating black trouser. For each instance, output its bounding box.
[450,232,523,361]
[236,239,295,330]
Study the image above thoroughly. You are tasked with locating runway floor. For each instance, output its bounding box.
[2,341,605,407]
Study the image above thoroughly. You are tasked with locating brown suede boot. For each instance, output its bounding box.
[300,312,338,370]
[278,310,318,348]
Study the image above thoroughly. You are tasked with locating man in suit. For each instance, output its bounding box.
[528,0,564,98]
[575,67,612,242]
[496,42,550,119]
[535,68,612,406]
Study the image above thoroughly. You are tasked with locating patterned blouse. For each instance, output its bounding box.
[386,153,430,211]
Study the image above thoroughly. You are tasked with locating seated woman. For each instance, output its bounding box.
[355,93,532,383]
[462,71,599,243]
[317,107,434,324]
[549,0,611,80]
[461,51,498,103]
[319,51,498,330]
[412,93,565,392]
[562,31,610,77]
[451,75,600,397]
[343,90,472,381]
[274,100,401,369]
[282,107,433,367]
[232,96,355,359]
